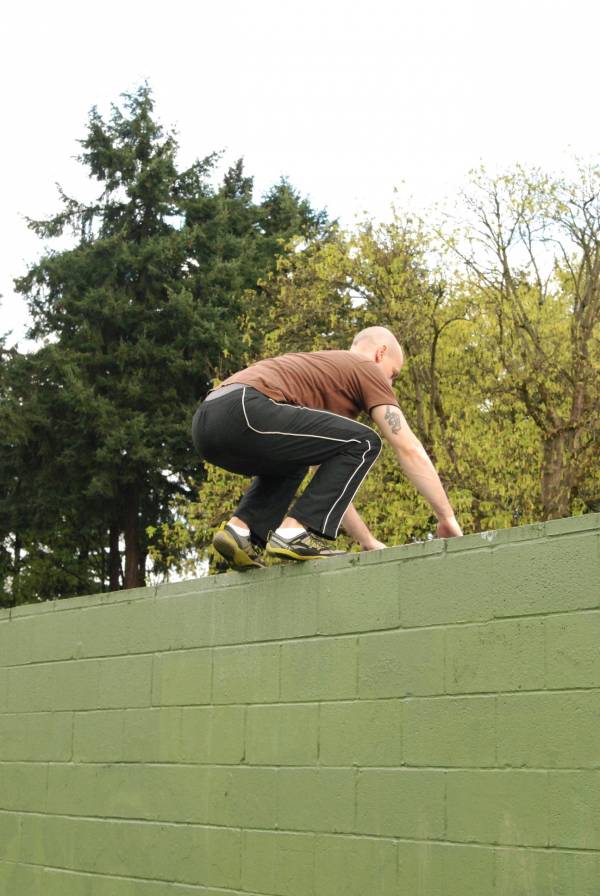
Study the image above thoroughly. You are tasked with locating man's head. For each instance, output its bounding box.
[350,326,404,385]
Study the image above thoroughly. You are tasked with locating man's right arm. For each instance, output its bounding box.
[370,404,463,538]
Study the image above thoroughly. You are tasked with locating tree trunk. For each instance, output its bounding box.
[123,488,145,589]
[139,546,148,583]
[540,431,574,520]
[108,524,121,591]
[12,533,22,606]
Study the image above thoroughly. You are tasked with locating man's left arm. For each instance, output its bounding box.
[341,502,385,551]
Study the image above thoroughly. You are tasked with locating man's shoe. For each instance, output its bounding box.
[212,525,265,571]
[266,529,346,561]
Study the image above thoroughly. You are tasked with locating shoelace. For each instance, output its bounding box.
[235,531,261,557]
[306,532,330,550]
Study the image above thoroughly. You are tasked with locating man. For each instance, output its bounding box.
[191,326,462,570]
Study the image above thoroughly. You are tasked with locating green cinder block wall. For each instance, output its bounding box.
[1,514,600,896]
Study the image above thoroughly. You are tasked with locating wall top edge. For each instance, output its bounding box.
[1,511,598,620]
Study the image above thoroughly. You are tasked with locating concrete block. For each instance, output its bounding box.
[0,620,16,668]
[40,866,150,896]
[0,811,21,861]
[0,864,45,896]
[545,513,600,536]
[0,668,7,712]
[49,763,210,824]
[8,600,55,619]
[0,762,48,812]
[544,849,600,896]
[97,654,153,709]
[245,576,318,643]
[280,637,356,701]
[74,599,157,658]
[400,551,494,627]
[8,658,99,712]
[77,590,213,656]
[404,695,496,767]
[91,764,209,824]
[318,565,400,635]
[397,841,496,896]
[242,830,315,896]
[0,711,72,762]
[445,618,545,694]
[16,611,80,665]
[315,834,397,896]
[446,769,549,846]
[208,766,277,828]
[183,825,243,890]
[180,705,245,764]
[152,648,212,706]
[154,577,210,600]
[495,847,553,896]
[122,706,182,762]
[154,590,214,651]
[460,521,546,548]
[358,628,445,697]
[52,583,150,613]
[492,534,600,617]
[549,771,600,849]
[211,585,247,646]
[319,699,402,767]
[277,768,355,833]
[18,812,76,868]
[51,658,102,710]
[212,643,279,704]
[73,709,123,762]
[495,847,600,896]
[47,763,101,817]
[546,611,600,689]
[498,691,600,768]
[246,703,318,765]
[18,814,241,889]
[0,617,32,667]
[356,768,445,838]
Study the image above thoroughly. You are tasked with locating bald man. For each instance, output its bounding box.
[191,327,462,570]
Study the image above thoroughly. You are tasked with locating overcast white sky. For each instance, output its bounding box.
[2,0,599,348]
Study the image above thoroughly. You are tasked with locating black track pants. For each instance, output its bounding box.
[191,386,382,546]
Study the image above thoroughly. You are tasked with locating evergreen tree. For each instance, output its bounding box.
[4,85,327,601]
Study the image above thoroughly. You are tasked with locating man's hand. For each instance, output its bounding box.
[436,515,463,538]
[360,537,386,551]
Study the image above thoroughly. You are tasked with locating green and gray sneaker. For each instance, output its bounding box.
[266,529,346,561]
[212,525,265,571]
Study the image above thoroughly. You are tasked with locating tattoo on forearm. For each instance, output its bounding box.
[384,406,402,434]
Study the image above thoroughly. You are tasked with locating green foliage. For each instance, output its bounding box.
[1,85,328,603]
[155,168,600,572]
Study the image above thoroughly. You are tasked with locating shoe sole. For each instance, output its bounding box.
[265,544,343,562]
[213,530,264,571]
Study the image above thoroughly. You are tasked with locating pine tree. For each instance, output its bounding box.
[6,85,327,600]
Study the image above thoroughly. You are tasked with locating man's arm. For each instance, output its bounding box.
[340,502,385,551]
[309,465,383,550]
[370,404,463,538]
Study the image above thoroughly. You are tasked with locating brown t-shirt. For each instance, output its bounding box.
[218,350,399,419]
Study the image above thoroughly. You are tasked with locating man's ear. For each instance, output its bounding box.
[374,345,387,362]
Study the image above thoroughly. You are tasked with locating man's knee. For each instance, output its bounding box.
[346,429,382,461]
[368,430,383,454]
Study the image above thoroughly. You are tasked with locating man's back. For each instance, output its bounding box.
[219,349,398,419]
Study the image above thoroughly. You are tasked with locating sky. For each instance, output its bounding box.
[2,0,599,349]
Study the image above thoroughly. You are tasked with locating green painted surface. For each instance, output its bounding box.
[1,514,600,895]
